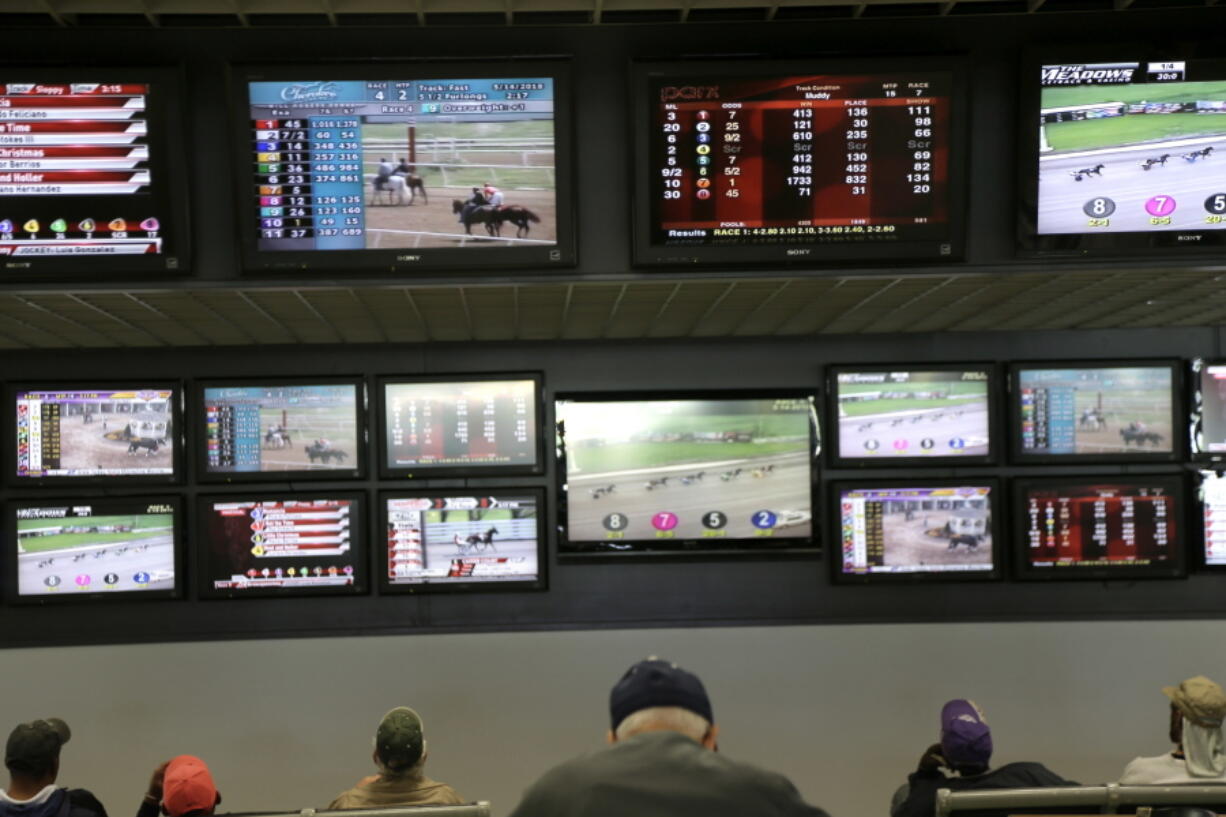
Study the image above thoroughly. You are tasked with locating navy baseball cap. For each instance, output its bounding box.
[610,657,713,730]
[940,699,993,768]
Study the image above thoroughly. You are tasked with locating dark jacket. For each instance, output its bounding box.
[0,788,107,817]
[891,762,1078,817]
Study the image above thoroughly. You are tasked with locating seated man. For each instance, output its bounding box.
[329,707,463,809]
[507,657,830,817]
[1120,675,1226,784]
[891,700,1077,817]
[0,718,107,817]
[139,756,220,817]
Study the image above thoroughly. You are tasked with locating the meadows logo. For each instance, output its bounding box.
[280,81,340,102]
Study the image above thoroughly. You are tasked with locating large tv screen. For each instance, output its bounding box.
[1199,470,1226,568]
[832,481,1001,582]
[631,58,967,267]
[199,379,364,480]
[197,494,365,597]
[1024,54,1226,254]
[381,490,545,592]
[8,497,181,602]
[231,62,573,275]
[1014,476,1185,580]
[828,364,995,466]
[379,374,541,478]
[1010,361,1180,463]
[14,384,179,482]
[0,68,189,277]
[556,391,818,556]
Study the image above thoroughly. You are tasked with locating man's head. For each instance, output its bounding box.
[940,700,992,774]
[608,657,718,749]
[162,755,219,817]
[373,707,427,775]
[5,718,70,782]
[1164,676,1226,743]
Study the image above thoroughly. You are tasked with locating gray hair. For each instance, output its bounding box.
[614,706,710,743]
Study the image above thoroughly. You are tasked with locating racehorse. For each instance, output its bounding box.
[1120,427,1163,447]
[452,200,502,236]
[1183,146,1215,163]
[493,205,541,239]
[948,533,981,550]
[1141,154,1171,170]
[305,442,347,464]
[264,428,292,449]
[1070,163,1105,181]
[374,172,427,206]
[455,527,499,554]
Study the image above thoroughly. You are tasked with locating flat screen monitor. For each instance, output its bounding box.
[198,378,365,481]
[380,490,545,592]
[631,58,967,267]
[0,67,189,277]
[828,364,995,466]
[197,493,366,597]
[379,374,542,478]
[1198,470,1226,568]
[1014,475,1186,580]
[832,480,1002,582]
[231,61,574,275]
[1191,358,1226,461]
[13,384,180,483]
[1023,53,1226,255]
[1010,361,1181,463]
[556,391,818,556]
[7,496,181,602]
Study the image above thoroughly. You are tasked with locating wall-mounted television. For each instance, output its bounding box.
[1009,361,1181,464]
[378,374,542,478]
[1013,475,1186,580]
[197,493,366,598]
[631,57,967,268]
[380,489,545,592]
[6,496,181,602]
[831,480,1002,583]
[197,378,365,481]
[1191,358,1226,461]
[1021,52,1226,255]
[0,67,190,278]
[827,363,996,467]
[12,383,181,483]
[230,61,574,275]
[1198,469,1226,569]
[556,390,818,557]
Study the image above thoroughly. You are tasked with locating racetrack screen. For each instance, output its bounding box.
[13,498,178,599]
[832,368,990,463]
[1034,58,1226,245]
[15,387,176,479]
[202,382,361,477]
[557,395,816,554]
[1014,365,1176,459]
[383,493,542,589]
[836,484,997,579]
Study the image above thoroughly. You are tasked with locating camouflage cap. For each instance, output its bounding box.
[374,707,425,772]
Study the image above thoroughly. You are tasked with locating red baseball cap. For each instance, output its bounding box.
[162,755,218,817]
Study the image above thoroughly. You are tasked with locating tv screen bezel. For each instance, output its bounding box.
[5,494,184,604]
[228,59,576,277]
[1011,473,1188,581]
[193,375,368,484]
[376,372,545,480]
[377,487,548,594]
[828,477,1005,584]
[0,64,192,280]
[1007,358,1183,465]
[629,55,970,269]
[825,361,999,468]
[555,388,820,560]
[8,380,185,486]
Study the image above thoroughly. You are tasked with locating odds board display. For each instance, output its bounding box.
[633,59,966,266]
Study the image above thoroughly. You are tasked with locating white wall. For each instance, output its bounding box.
[1,621,1215,817]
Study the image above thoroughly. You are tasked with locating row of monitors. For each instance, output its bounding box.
[4,51,1226,279]
[13,360,1226,485]
[9,471,1226,604]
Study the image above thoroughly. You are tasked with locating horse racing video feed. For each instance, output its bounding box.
[1200,471,1226,567]
[201,497,361,593]
[834,369,989,461]
[203,383,359,474]
[1021,481,1179,572]
[558,397,815,551]
[14,499,176,598]
[15,387,175,478]
[245,77,558,252]
[1017,366,1174,456]
[385,495,540,587]
[838,485,995,576]
[383,379,537,471]
[1037,59,1226,236]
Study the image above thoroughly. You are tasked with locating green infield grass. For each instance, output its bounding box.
[1045,113,1226,152]
[1043,81,1226,109]
[18,514,173,553]
[839,394,984,417]
[568,440,806,474]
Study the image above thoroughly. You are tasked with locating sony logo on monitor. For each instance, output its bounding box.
[1040,63,1138,86]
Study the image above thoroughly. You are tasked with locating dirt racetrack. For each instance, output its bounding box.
[364,187,557,249]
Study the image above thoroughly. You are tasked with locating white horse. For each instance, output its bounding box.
[372,171,427,206]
